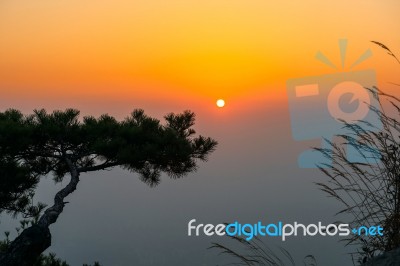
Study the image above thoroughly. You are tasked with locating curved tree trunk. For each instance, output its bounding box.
[0,225,51,266]
[0,159,79,266]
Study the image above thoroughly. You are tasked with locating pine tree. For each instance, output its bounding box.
[0,108,217,266]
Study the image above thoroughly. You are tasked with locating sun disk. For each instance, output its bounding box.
[216,99,225,108]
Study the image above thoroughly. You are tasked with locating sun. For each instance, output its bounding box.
[216,99,225,108]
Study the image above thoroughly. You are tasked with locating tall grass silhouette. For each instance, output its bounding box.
[314,42,400,264]
[209,227,317,266]
[315,87,400,264]
[316,41,400,263]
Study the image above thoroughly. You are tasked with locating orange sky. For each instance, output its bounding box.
[0,0,399,115]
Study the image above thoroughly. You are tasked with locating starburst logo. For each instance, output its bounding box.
[315,39,372,70]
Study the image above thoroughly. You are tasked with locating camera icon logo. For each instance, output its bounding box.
[287,40,381,168]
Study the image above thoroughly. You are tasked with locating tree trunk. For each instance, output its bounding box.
[0,225,51,266]
[0,159,79,266]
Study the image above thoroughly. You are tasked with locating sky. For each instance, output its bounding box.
[1,1,400,265]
